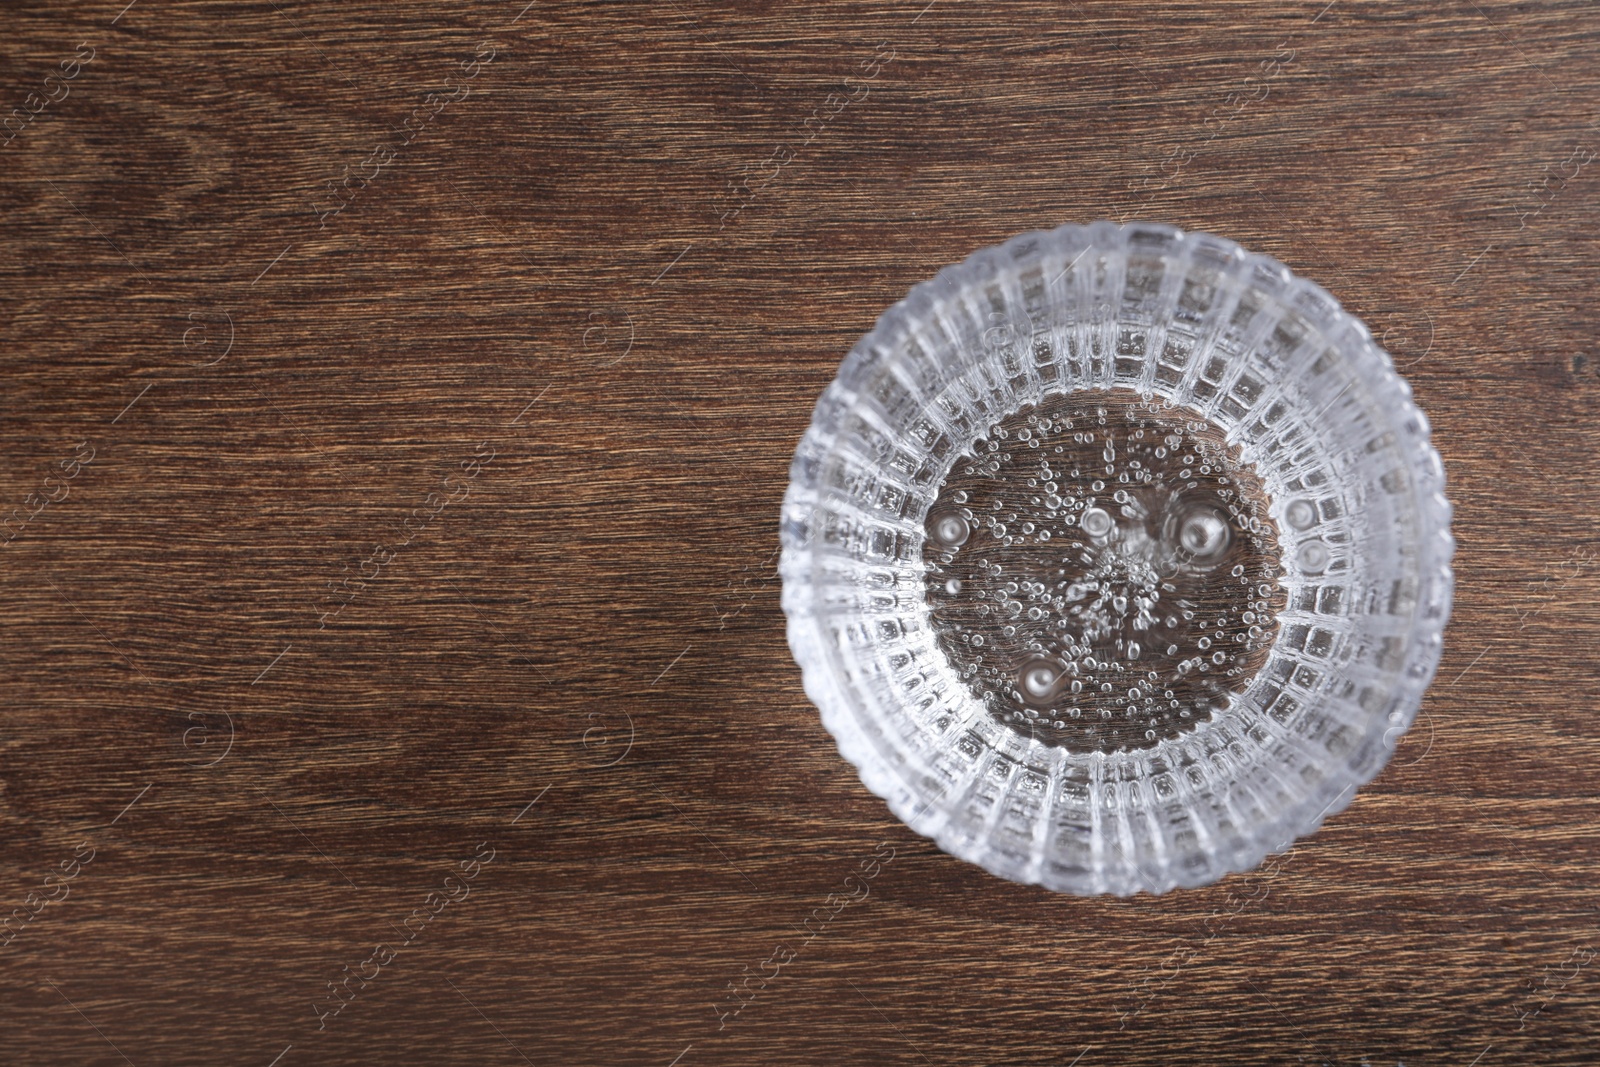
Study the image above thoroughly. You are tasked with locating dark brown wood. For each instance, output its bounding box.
[1,1,1596,1064]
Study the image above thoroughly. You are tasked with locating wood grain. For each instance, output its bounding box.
[1,1,1597,1064]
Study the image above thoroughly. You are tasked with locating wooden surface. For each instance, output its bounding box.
[1,1,1596,1063]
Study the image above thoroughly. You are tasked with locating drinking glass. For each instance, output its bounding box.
[780,221,1454,895]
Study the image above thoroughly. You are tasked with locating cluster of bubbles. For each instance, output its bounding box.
[923,391,1286,753]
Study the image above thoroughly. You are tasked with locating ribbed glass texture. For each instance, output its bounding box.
[780,221,1454,895]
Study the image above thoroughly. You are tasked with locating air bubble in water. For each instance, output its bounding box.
[1176,506,1230,562]
[1020,660,1059,699]
[931,511,971,547]
[1297,540,1330,574]
[1081,507,1113,538]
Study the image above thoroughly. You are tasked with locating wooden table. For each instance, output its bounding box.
[2,2,1595,1063]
